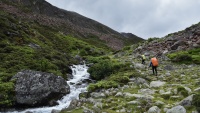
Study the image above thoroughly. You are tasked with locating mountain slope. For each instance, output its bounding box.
[121,32,144,44]
[133,22,200,56]
[1,0,144,50]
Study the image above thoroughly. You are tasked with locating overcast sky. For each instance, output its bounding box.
[45,0,200,39]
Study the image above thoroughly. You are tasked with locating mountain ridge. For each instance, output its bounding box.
[1,0,144,50]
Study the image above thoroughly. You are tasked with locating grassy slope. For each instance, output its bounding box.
[0,10,110,107]
[62,44,200,113]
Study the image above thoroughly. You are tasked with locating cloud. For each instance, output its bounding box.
[46,0,200,39]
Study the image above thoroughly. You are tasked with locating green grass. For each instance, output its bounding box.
[167,48,200,64]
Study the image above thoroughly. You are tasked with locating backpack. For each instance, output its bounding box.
[151,57,158,66]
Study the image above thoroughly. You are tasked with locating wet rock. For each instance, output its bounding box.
[62,99,81,111]
[51,109,61,113]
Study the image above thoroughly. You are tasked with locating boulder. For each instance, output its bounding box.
[12,70,70,107]
[166,105,186,113]
[148,106,161,113]
[178,95,194,107]
[150,81,166,88]
[171,40,187,50]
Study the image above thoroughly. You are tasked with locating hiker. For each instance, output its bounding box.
[149,56,158,75]
[141,54,146,64]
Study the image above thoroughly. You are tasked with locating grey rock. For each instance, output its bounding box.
[166,105,186,113]
[51,109,61,113]
[171,40,186,50]
[194,87,200,92]
[115,92,123,97]
[127,101,140,105]
[148,106,160,113]
[164,65,174,71]
[150,81,166,88]
[12,70,70,106]
[136,77,148,85]
[155,101,165,106]
[134,63,145,69]
[28,43,40,49]
[178,95,194,107]
[90,92,106,98]
[138,88,155,95]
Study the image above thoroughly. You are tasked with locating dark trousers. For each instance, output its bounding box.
[142,59,145,64]
[152,66,157,75]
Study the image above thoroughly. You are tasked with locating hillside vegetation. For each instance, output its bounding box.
[0,0,200,112]
[61,44,200,113]
[0,9,108,107]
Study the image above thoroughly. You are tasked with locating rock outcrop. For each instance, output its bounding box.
[133,22,200,56]
[12,70,70,107]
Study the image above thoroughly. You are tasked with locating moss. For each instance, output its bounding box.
[192,93,200,112]
[0,81,15,107]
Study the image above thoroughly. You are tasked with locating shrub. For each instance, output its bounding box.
[177,86,188,97]
[167,48,200,64]
[110,75,129,83]
[192,93,200,112]
[88,60,113,80]
[87,83,98,92]
[86,56,110,63]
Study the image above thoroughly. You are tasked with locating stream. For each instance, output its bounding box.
[12,63,90,113]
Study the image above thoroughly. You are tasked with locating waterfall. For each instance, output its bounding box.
[11,63,90,113]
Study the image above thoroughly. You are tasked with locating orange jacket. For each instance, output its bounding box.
[151,57,158,66]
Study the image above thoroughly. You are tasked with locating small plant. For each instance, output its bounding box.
[177,86,188,97]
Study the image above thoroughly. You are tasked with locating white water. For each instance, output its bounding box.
[11,64,90,113]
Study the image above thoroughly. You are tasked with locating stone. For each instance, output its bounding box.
[150,81,166,88]
[12,70,70,107]
[178,95,194,107]
[148,106,161,113]
[164,65,174,71]
[155,101,165,106]
[115,92,123,97]
[51,109,61,113]
[127,101,140,105]
[138,88,155,95]
[171,40,187,50]
[134,63,145,69]
[194,87,200,92]
[166,105,186,113]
